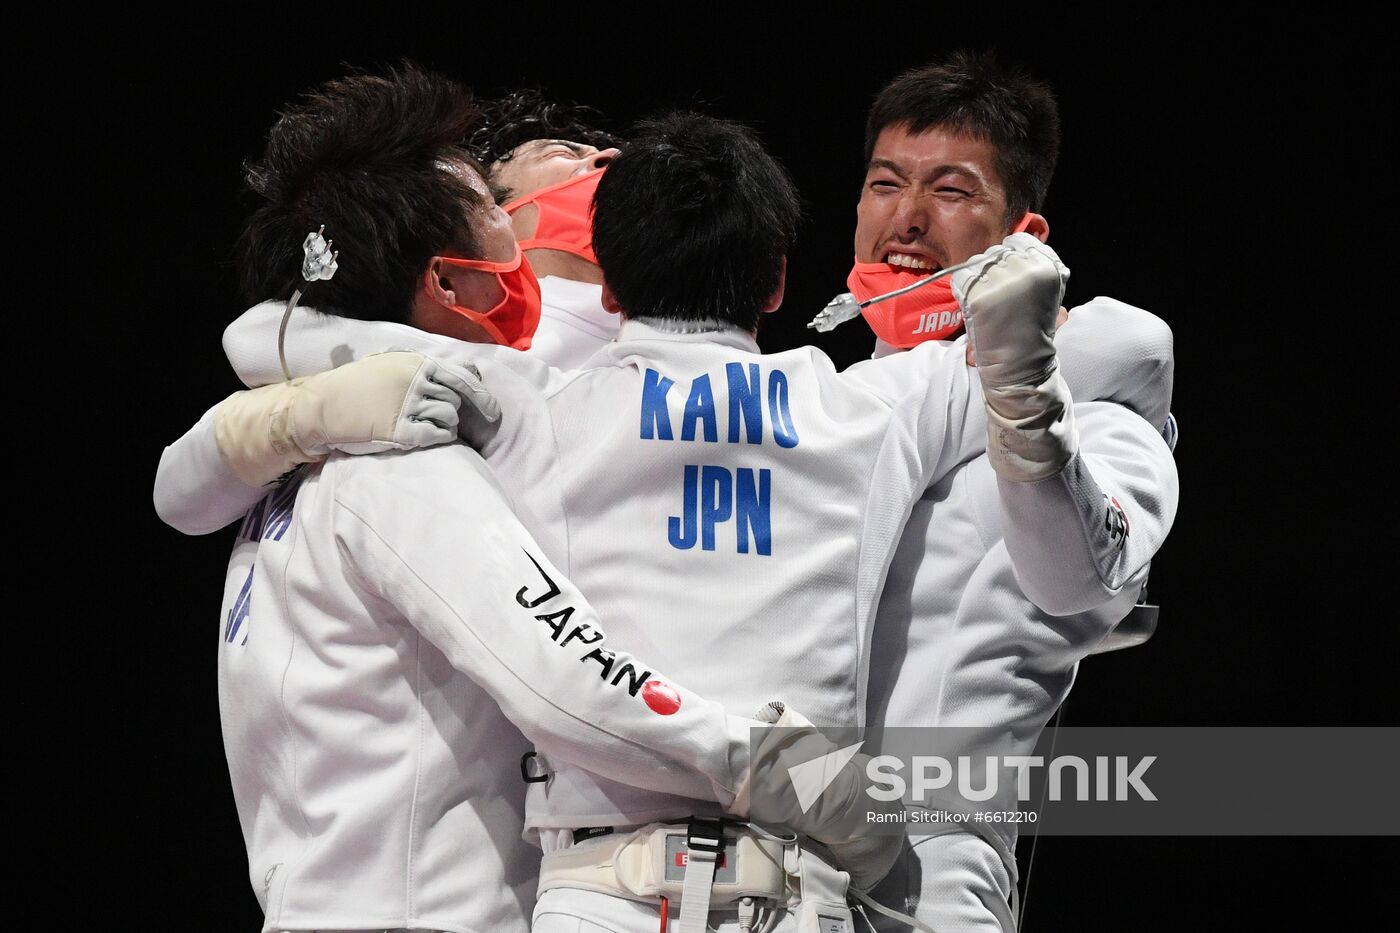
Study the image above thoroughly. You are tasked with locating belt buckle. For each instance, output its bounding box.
[686,817,726,854]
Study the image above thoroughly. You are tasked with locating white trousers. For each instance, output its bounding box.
[531,888,801,933]
[865,832,1013,933]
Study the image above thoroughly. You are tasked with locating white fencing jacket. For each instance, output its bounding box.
[867,297,1178,872]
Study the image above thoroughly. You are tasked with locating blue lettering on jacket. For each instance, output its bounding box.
[735,468,772,555]
[226,471,305,645]
[641,364,798,449]
[769,370,799,449]
[727,363,763,444]
[699,465,732,550]
[681,374,718,442]
[668,465,700,549]
[668,464,773,555]
[644,364,788,555]
[640,369,675,440]
[237,471,303,544]
[224,568,253,645]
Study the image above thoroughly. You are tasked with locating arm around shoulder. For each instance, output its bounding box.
[152,402,269,535]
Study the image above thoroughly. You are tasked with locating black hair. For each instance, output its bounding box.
[468,88,623,202]
[237,63,486,323]
[591,111,800,332]
[865,51,1060,222]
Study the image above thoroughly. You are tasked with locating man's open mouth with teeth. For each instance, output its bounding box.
[882,249,941,272]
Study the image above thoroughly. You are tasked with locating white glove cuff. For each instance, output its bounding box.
[983,368,1079,482]
[214,384,315,488]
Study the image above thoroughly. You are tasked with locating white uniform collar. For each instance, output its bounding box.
[618,317,759,353]
[539,276,606,313]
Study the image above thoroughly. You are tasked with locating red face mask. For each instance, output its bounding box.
[849,213,1039,348]
[435,244,542,350]
[503,168,604,264]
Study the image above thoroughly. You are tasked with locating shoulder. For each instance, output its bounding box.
[1066,296,1174,349]
[470,344,598,400]
[839,338,971,405]
[327,445,501,511]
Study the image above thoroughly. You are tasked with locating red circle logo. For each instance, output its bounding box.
[642,680,682,715]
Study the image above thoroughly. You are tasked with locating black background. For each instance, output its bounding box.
[57,7,1392,929]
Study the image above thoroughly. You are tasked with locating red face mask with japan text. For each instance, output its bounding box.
[849,213,1038,348]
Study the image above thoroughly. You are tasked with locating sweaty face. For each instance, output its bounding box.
[462,167,519,263]
[421,162,517,332]
[490,138,620,203]
[854,125,1013,271]
[435,157,518,262]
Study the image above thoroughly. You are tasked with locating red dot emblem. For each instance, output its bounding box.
[642,680,682,715]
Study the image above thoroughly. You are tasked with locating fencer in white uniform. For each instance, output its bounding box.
[843,54,1179,933]
[228,435,761,932]
[156,97,620,535]
[160,70,877,933]
[194,113,1177,933]
[158,85,1176,930]
[864,304,1175,933]
[476,91,624,370]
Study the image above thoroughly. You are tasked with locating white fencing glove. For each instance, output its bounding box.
[741,703,903,892]
[952,233,1079,482]
[214,351,499,487]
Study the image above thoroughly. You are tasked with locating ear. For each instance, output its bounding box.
[761,257,788,314]
[1017,212,1050,243]
[422,258,457,305]
[601,281,624,315]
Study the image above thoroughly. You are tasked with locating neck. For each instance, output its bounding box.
[628,314,744,335]
[524,248,605,285]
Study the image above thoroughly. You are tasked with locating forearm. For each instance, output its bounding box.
[333,448,751,808]
[225,300,483,386]
[152,404,268,535]
[152,300,454,535]
[998,401,1178,615]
